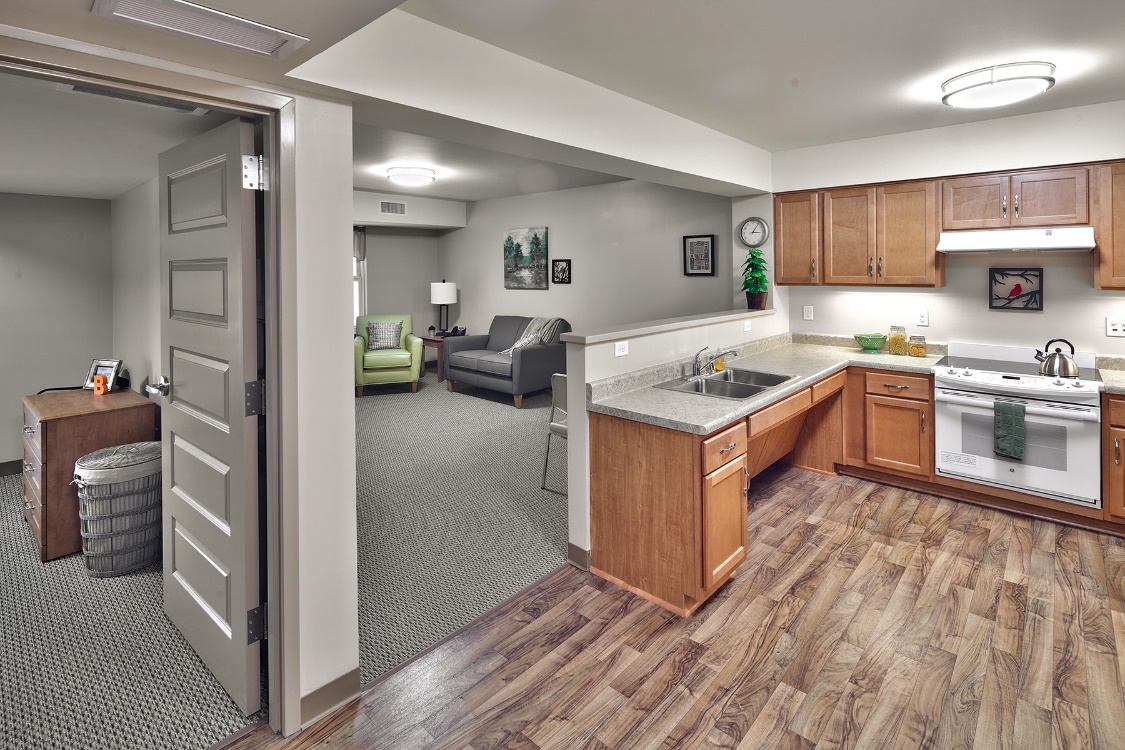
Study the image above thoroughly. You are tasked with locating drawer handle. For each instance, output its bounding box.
[877,256,884,277]
[719,442,738,454]
[884,383,910,390]
[743,466,751,496]
[1002,195,1007,219]
[1014,194,1019,218]
[23,463,35,474]
[811,258,816,278]
[867,257,873,277]
[1116,437,1120,466]
[921,409,926,433]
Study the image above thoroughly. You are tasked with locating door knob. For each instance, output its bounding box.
[145,376,171,397]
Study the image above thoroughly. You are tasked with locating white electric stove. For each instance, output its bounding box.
[931,342,1104,508]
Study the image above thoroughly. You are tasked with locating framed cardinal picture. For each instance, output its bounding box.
[989,267,1043,311]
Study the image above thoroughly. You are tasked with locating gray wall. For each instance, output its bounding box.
[364,226,442,338]
[0,192,113,462]
[111,178,160,392]
[436,180,734,333]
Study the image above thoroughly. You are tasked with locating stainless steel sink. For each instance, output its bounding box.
[653,367,793,400]
[710,368,793,388]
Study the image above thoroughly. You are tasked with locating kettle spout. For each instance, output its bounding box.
[1034,349,1046,363]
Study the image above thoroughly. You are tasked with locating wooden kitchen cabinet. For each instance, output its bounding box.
[823,187,876,285]
[941,167,1088,231]
[22,389,156,561]
[1094,161,1125,289]
[701,456,748,590]
[1104,395,1125,521]
[775,191,821,285]
[844,367,933,479]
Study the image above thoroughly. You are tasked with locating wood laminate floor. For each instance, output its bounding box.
[228,466,1125,749]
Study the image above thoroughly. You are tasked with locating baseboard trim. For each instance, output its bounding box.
[300,667,361,728]
[567,543,590,570]
[0,460,21,477]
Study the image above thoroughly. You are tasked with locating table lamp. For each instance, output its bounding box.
[431,280,457,334]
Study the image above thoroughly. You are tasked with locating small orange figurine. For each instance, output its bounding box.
[93,374,108,396]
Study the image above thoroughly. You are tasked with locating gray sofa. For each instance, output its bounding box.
[444,315,570,408]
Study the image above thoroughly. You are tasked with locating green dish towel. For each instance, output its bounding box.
[994,401,1026,460]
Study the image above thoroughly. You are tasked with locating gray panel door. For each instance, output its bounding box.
[158,118,260,715]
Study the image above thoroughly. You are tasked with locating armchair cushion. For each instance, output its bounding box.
[363,348,412,369]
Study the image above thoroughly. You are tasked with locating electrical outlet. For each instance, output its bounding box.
[614,340,629,357]
[917,310,929,327]
[1108,318,1125,337]
[743,319,753,332]
[802,305,814,321]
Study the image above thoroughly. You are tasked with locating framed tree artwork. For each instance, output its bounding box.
[989,267,1043,310]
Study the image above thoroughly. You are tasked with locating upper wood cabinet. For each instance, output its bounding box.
[1094,161,1125,289]
[775,191,821,285]
[819,180,940,287]
[941,167,1088,230]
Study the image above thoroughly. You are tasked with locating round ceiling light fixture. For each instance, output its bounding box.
[386,166,436,186]
[941,62,1056,108]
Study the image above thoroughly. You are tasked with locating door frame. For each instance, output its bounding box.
[0,50,299,735]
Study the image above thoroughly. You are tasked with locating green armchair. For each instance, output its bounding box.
[354,314,423,396]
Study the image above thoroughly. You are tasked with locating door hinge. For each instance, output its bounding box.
[245,379,266,416]
[242,155,266,191]
[248,603,267,644]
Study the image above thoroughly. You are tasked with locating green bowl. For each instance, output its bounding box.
[853,333,887,352]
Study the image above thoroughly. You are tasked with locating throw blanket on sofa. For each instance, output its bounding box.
[500,317,564,356]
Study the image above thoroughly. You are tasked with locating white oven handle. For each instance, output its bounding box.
[935,389,1100,423]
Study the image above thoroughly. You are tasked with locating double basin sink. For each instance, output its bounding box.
[654,367,793,401]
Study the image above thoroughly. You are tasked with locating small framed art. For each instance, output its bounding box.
[989,267,1043,310]
[552,259,572,284]
[683,234,716,276]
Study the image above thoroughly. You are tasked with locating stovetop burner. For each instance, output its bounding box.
[934,354,1099,382]
[931,343,1102,403]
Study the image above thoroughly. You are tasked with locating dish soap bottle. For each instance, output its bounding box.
[888,325,907,355]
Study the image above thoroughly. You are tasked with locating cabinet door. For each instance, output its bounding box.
[701,455,748,591]
[942,175,1010,230]
[877,180,940,286]
[823,187,876,285]
[1107,426,1125,521]
[1011,168,1088,227]
[775,191,821,285]
[865,395,931,477]
[1094,162,1125,289]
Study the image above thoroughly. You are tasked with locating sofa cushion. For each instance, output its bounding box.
[363,348,412,369]
[485,316,529,352]
[367,320,403,350]
[447,349,514,377]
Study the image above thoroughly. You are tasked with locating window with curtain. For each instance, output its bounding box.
[353,227,367,326]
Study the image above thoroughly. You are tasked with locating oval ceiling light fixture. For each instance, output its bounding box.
[941,62,1055,108]
[386,167,436,186]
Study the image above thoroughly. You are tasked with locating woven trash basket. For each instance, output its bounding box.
[74,441,162,577]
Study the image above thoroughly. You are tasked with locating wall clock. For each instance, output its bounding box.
[739,217,770,248]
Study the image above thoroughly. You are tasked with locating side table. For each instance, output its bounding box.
[420,335,446,381]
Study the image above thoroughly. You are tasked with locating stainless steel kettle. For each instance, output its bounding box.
[1035,338,1080,378]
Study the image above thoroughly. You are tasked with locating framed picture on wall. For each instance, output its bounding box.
[552,259,571,284]
[683,234,716,276]
[988,267,1043,310]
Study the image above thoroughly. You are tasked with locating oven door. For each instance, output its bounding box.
[934,388,1101,508]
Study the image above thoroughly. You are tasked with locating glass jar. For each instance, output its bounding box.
[908,335,927,357]
[887,325,907,355]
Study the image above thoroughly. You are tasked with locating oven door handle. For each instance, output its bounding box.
[934,390,1101,422]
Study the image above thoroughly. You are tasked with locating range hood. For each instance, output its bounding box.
[936,226,1095,253]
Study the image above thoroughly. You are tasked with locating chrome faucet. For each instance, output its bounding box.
[693,347,739,378]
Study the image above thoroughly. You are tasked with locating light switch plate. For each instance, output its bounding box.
[614,340,629,357]
[1108,318,1125,337]
[917,310,929,327]
[743,319,753,331]
[802,305,814,321]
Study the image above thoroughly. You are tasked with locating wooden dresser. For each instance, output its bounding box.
[21,389,156,561]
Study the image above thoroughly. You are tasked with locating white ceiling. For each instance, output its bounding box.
[353,124,624,201]
[0,71,232,199]
[399,0,1125,151]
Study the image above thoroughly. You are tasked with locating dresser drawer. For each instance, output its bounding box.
[701,422,747,475]
[23,470,43,548]
[22,405,43,462]
[22,449,43,501]
[865,371,930,401]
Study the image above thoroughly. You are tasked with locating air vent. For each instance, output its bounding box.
[91,0,308,60]
[380,201,407,216]
[55,83,210,115]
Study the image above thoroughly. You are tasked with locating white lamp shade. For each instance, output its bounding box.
[431,282,457,304]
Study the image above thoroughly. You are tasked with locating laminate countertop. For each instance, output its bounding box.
[587,343,943,436]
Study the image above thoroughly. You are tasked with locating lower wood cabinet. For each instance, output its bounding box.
[865,395,931,477]
[1105,394,1125,522]
[701,455,748,590]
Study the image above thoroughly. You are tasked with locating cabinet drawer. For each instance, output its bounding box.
[22,449,42,501]
[23,470,43,548]
[749,388,812,436]
[702,422,747,475]
[1109,398,1125,428]
[22,405,43,462]
[865,372,930,401]
[811,371,846,404]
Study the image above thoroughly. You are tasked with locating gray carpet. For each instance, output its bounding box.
[356,378,568,683]
[0,474,260,750]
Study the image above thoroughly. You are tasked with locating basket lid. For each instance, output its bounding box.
[74,441,162,484]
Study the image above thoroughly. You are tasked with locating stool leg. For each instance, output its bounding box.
[541,432,553,490]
